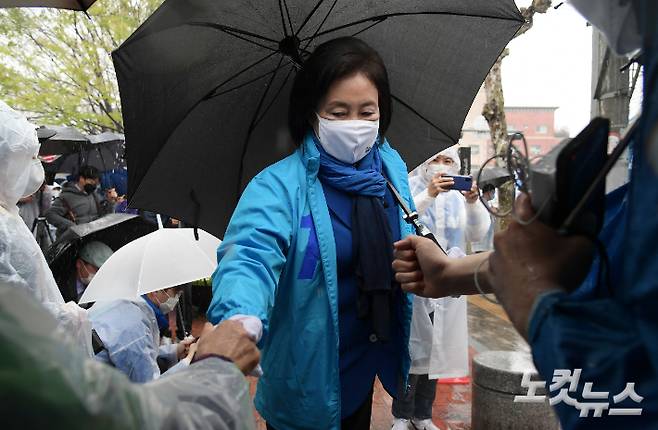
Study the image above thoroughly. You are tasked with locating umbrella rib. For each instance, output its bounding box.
[236,55,287,201]
[278,0,289,37]
[295,0,326,37]
[391,94,457,145]
[301,11,524,42]
[350,17,387,38]
[200,51,279,101]
[254,64,296,127]
[188,22,278,52]
[207,67,281,99]
[302,0,339,52]
[282,0,295,35]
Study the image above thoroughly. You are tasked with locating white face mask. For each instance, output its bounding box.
[425,161,458,180]
[22,159,45,198]
[570,0,642,56]
[316,114,379,164]
[158,291,181,314]
[79,263,96,286]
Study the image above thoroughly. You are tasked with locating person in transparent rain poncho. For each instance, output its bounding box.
[391,146,490,430]
[0,100,94,356]
[0,100,258,429]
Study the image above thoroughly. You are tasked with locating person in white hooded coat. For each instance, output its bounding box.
[0,100,93,356]
[391,146,490,430]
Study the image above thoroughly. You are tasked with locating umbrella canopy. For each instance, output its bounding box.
[42,133,126,174]
[87,131,125,145]
[78,228,220,303]
[113,0,523,239]
[37,125,91,155]
[0,0,97,11]
[475,166,513,188]
[45,214,157,298]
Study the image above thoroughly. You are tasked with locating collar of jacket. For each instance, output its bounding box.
[298,132,392,179]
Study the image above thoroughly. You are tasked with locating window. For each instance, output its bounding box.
[530,145,542,156]
[536,125,548,134]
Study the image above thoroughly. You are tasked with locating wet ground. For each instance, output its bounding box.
[247,294,528,430]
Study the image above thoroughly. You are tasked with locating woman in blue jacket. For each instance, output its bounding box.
[207,37,415,430]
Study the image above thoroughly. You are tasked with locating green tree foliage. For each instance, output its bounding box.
[0,0,163,133]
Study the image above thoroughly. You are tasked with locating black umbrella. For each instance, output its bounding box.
[0,0,97,12]
[475,166,513,188]
[45,213,157,300]
[113,0,523,238]
[42,132,126,174]
[37,125,91,156]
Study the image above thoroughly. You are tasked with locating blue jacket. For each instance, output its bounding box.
[207,136,415,429]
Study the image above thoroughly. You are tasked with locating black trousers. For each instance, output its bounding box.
[266,388,373,430]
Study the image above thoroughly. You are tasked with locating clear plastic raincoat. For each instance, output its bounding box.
[0,281,255,429]
[408,148,490,378]
[89,298,186,383]
[0,101,92,356]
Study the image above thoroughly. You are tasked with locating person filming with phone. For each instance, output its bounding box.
[391,146,490,430]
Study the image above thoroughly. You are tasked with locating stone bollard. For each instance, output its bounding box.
[472,350,560,430]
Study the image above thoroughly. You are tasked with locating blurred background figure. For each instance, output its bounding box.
[62,240,113,304]
[17,181,54,251]
[46,165,120,238]
[392,147,490,430]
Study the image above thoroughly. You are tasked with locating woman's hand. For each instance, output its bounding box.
[427,174,454,197]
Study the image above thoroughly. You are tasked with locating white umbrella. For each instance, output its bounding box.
[79,227,220,303]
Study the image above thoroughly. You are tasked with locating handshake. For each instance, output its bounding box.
[187,319,261,375]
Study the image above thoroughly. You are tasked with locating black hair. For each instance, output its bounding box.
[288,37,391,145]
[482,183,495,193]
[79,165,100,180]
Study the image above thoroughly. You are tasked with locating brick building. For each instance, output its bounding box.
[457,89,564,172]
[505,106,562,158]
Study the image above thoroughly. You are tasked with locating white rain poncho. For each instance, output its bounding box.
[0,280,255,429]
[0,101,92,356]
[89,298,188,383]
[408,147,490,378]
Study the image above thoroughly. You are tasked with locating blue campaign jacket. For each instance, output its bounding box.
[207,136,415,429]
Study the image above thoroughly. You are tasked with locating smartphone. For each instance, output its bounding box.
[442,174,473,192]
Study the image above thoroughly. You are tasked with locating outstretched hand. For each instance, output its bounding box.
[393,235,450,297]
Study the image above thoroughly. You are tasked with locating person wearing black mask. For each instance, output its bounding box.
[46,165,119,238]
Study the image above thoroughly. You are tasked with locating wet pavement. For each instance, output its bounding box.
[247,295,528,429]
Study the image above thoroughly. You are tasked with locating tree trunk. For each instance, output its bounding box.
[481,0,552,231]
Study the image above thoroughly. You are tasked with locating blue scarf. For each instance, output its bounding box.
[143,295,169,330]
[314,134,396,341]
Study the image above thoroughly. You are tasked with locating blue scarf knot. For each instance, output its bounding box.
[311,133,397,342]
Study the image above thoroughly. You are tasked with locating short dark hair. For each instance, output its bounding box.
[79,165,99,180]
[288,37,391,145]
[482,183,495,193]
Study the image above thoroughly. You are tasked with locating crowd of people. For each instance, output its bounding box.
[0,1,656,429]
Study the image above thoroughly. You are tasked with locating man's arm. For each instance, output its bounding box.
[45,197,75,230]
[392,237,494,298]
